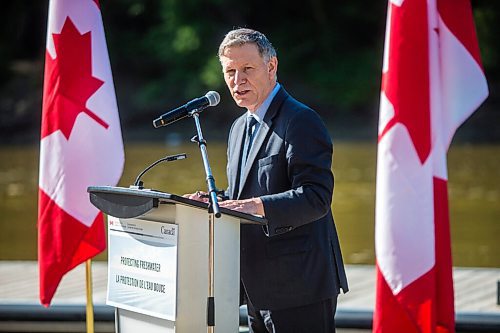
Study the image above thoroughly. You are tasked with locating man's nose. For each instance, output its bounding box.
[234,70,247,85]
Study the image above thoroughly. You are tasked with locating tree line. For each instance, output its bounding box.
[0,0,498,142]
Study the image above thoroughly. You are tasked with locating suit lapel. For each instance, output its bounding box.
[238,120,271,197]
[237,87,288,199]
[229,116,245,199]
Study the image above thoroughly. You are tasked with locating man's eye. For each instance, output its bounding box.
[226,70,235,76]
[244,67,253,71]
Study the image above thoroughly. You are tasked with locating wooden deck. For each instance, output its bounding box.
[1,261,499,315]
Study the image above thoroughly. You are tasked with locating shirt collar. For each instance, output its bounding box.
[246,83,281,123]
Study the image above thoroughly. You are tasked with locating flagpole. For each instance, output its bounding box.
[85,259,95,333]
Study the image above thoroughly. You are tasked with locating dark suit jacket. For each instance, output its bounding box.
[226,86,348,310]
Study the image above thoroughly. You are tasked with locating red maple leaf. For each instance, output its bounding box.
[42,17,108,140]
[379,0,431,164]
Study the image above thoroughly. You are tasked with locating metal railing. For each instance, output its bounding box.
[1,304,499,332]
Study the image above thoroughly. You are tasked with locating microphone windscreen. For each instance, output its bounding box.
[206,91,220,106]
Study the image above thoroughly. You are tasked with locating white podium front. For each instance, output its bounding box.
[88,186,266,333]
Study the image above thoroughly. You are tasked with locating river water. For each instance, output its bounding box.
[1,142,498,267]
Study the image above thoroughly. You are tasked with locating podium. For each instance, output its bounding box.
[88,186,266,333]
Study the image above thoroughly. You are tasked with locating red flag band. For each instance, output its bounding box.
[374,0,488,332]
[38,0,124,306]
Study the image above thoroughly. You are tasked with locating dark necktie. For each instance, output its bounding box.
[243,115,258,165]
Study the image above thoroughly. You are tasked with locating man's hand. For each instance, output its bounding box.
[182,191,209,203]
[219,197,265,216]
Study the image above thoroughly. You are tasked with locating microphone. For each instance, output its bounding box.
[132,153,187,189]
[153,91,220,128]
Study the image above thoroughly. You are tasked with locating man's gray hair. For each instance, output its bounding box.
[218,28,277,63]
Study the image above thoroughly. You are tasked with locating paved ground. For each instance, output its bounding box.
[2,261,499,313]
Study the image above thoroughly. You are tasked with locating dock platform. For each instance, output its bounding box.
[1,261,499,332]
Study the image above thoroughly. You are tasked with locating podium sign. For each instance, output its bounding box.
[107,216,178,320]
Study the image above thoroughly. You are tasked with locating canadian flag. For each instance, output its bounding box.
[38,0,124,306]
[374,0,488,332]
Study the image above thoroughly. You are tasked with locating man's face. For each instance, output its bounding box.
[220,43,277,112]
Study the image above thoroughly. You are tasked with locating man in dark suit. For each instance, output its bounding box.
[189,28,348,332]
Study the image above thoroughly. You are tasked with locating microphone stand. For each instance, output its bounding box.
[189,109,220,332]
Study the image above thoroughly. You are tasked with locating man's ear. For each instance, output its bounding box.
[268,56,278,78]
